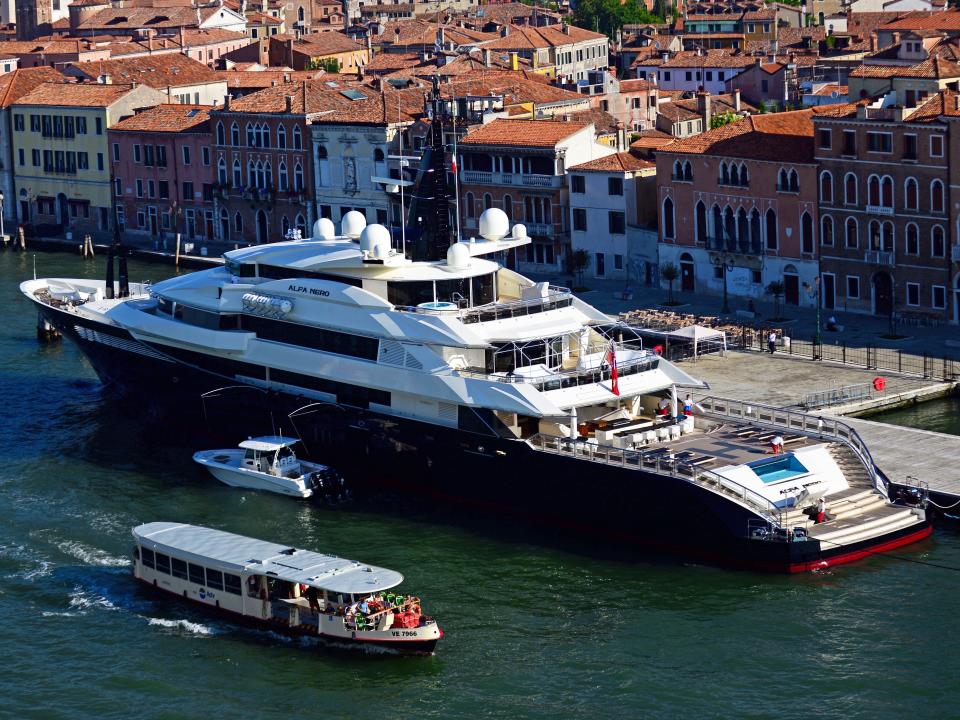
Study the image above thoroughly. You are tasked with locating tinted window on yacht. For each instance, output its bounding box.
[387,280,434,307]
[435,277,470,306]
[239,315,378,360]
[205,568,224,591]
[472,272,496,306]
[156,297,174,316]
[271,368,390,408]
[188,563,206,585]
[155,553,171,574]
[224,573,242,595]
[144,343,267,381]
[180,305,221,330]
[141,547,155,569]
[239,263,257,278]
[258,265,362,288]
[171,557,188,580]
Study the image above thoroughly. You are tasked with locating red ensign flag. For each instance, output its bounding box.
[606,341,620,396]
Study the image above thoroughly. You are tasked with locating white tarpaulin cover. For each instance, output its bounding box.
[665,325,727,356]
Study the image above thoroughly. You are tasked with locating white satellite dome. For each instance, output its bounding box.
[341,210,367,239]
[360,223,391,258]
[313,217,336,240]
[511,223,527,239]
[479,207,509,241]
[446,242,470,270]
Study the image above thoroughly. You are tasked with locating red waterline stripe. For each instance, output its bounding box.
[786,523,934,574]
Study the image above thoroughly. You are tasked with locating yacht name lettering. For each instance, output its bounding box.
[288,284,330,297]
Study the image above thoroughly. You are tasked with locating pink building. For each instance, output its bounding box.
[109,104,216,244]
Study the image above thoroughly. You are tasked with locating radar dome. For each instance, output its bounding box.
[360,223,392,258]
[341,210,367,239]
[511,223,527,239]
[313,217,336,240]
[446,242,470,270]
[479,207,509,241]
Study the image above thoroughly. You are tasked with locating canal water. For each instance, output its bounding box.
[869,396,960,438]
[3,250,960,719]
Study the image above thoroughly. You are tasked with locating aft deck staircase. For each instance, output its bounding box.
[778,443,926,549]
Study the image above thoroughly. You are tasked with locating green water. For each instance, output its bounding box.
[869,396,960,437]
[4,250,960,719]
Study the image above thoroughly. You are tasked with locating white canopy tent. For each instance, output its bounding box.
[665,325,727,358]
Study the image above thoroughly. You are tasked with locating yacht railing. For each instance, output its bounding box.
[398,286,573,323]
[695,396,886,498]
[528,433,785,528]
[458,349,659,391]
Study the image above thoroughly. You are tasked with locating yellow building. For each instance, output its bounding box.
[11,81,166,238]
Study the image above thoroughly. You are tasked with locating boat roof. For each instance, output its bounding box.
[239,436,301,451]
[133,523,404,594]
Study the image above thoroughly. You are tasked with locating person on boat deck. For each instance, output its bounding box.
[324,600,336,614]
[305,586,321,612]
[770,435,784,454]
[683,394,693,416]
[657,398,671,417]
[816,497,827,523]
[359,598,370,615]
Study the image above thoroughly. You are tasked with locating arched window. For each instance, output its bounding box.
[217,157,227,185]
[674,160,683,179]
[932,224,946,257]
[232,158,242,187]
[931,179,945,214]
[821,215,834,247]
[374,148,385,162]
[712,204,722,248]
[723,207,735,249]
[265,161,273,188]
[740,164,748,186]
[219,207,229,239]
[720,161,730,185]
[246,122,256,147]
[778,168,788,190]
[465,192,475,219]
[294,163,303,191]
[730,164,740,186]
[298,5,304,21]
[663,197,675,239]
[295,214,306,235]
[801,212,813,254]
[845,217,858,248]
[882,220,894,251]
[277,124,286,149]
[789,169,799,192]
[282,216,290,236]
[881,176,893,207]
[216,121,225,145]
[683,161,692,181]
[695,201,707,244]
[234,212,243,233]
[503,194,512,220]
[259,123,270,149]
[737,207,748,251]
[765,208,777,250]
[820,171,833,203]
[749,208,761,252]
[905,222,919,255]
[483,193,492,210]
[844,173,857,205]
[904,177,918,211]
[317,144,327,160]
[292,126,302,150]
[278,159,288,191]
[868,175,880,206]
[869,220,880,250]
[230,122,240,146]
[248,159,256,186]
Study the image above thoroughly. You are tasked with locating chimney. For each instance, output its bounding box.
[870,34,877,53]
[288,37,294,68]
[366,31,372,54]
[501,25,509,37]
[616,120,626,151]
[224,94,230,110]
[179,25,186,51]
[510,51,518,71]
[562,22,570,35]
[286,95,293,112]
[98,73,112,84]
[733,87,740,112]
[484,48,491,67]
[697,89,711,128]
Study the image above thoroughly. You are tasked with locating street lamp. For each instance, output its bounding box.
[803,276,822,357]
[712,253,734,314]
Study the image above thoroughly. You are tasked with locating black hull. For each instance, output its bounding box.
[37,302,934,572]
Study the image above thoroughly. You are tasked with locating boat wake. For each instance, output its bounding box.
[55,540,130,567]
[0,541,53,580]
[67,585,120,612]
[144,617,217,636]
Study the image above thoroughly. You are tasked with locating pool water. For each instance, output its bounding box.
[749,455,809,484]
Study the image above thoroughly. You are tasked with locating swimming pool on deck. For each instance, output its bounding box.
[748,455,810,484]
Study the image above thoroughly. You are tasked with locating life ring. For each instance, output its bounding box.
[873,377,886,391]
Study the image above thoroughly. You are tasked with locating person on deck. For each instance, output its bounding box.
[768,331,777,354]
[816,497,827,523]
[683,394,694,416]
[770,435,784,454]
[657,398,671,417]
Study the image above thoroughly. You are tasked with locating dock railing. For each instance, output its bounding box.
[527,433,786,529]
[695,396,887,499]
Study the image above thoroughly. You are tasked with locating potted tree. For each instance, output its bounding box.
[660,262,680,304]
[765,280,786,321]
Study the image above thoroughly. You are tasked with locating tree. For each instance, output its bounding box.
[765,280,785,319]
[757,100,769,114]
[572,0,663,38]
[571,249,591,288]
[661,262,679,302]
[710,111,740,129]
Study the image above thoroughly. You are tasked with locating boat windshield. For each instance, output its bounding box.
[277,445,296,461]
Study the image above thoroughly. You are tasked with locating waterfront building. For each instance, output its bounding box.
[814,90,954,322]
[108,105,214,245]
[656,108,822,306]
[477,23,609,83]
[567,151,656,282]
[11,81,167,238]
[106,29,254,67]
[63,54,228,106]
[458,118,615,273]
[634,50,757,95]
[0,67,65,231]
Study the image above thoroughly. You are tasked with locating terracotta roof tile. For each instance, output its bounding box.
[460,118,590,147]
[660,49,756,68]
[569,151,653,172]
[67,53,221,88]
[0,66,66,108]
[662,108,815,162]
[480,23,607,51]
[281,31,364,55]
[109,103,211,132]
[880,9,960,31]
[13,80,138,107]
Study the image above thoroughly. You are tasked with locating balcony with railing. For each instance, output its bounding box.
[460,170,563,188]
[705,235,764,256]
[399,286,574,324]
[864,250,895,265]
[865,204,894,216]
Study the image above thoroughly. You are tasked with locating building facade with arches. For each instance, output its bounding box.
[655,109,820,307]
[815,92,955,323]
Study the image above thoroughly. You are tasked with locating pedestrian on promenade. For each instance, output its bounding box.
[767,331,777,354]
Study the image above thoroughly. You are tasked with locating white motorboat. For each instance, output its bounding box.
[133,522,443,654]
[193,436,344,500]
